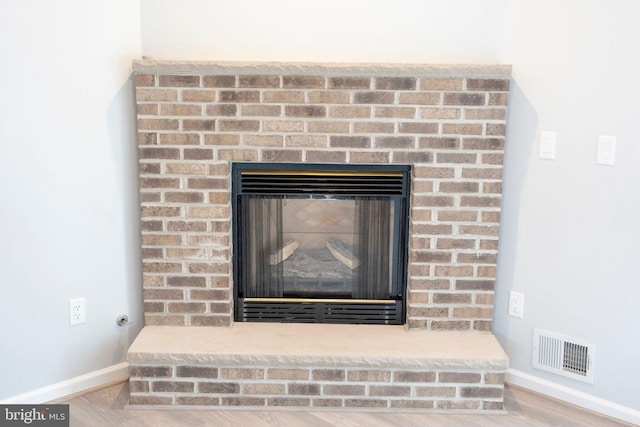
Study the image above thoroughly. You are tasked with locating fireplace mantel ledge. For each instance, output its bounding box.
[128,324,508,371]
[132,59,511,78]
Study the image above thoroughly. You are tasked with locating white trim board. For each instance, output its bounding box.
[507,369,640,426]
[0,362,129,404]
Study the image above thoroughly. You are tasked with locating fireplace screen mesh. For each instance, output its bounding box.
[242,196,393,299]
[232,163,410,324]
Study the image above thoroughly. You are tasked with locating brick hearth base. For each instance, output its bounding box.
[127,325,508,411]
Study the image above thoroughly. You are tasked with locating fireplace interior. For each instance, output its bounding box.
[233,163,410,324]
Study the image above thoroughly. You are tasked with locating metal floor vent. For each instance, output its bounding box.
[532,329,594,383]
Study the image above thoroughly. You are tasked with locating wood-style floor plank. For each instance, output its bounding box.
[60,382,634,427]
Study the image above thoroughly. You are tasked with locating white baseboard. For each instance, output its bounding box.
[0,362,129,404]
[507,368,640,426]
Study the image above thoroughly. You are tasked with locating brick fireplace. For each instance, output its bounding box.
[129,60,511,410]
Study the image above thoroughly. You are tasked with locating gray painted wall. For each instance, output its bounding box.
[496,0,640,410]
[0,1,142,399]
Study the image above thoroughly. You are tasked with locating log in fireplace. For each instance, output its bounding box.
[232,163,410,324]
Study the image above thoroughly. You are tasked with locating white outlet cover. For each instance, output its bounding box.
[69,298,86,326]
[509,291,524,319]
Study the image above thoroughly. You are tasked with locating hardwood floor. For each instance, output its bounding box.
[61,381,634,426]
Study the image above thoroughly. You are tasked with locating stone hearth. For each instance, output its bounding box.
[128,61,511,410]
[129,324,507,410]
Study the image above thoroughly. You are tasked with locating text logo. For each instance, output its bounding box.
[1,405,69,426]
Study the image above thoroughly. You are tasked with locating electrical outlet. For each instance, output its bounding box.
[69,298,86,326]
[508,291,524,318]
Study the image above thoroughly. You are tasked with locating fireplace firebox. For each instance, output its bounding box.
[232,163,410,324]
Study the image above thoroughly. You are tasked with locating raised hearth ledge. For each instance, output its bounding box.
[128,324,508,370]
[132,59,511,77]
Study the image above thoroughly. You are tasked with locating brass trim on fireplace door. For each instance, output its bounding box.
[244,298,396,304]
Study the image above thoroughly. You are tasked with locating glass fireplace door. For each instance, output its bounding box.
[240,195,397,300]
[232,163,410,324]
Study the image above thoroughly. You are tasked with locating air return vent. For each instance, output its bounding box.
[532,329,594,383]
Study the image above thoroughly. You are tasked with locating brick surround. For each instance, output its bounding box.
[129,61,511,410]
[134,61,510,330]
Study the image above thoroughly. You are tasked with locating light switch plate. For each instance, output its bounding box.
[596,135,616,166]
[539,131,556,160]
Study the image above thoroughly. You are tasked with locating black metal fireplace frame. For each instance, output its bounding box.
[231,162,411,325]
